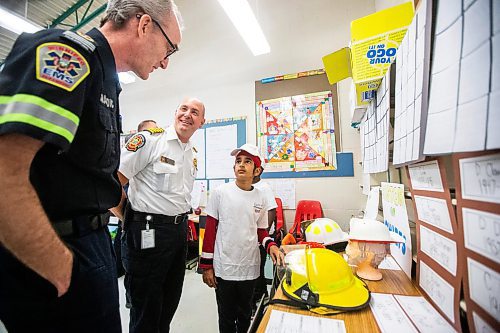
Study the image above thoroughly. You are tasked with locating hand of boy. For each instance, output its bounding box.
[202,268,217,288]
[269,245,284,266]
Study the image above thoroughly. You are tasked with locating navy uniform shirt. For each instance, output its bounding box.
[0,28,122,220]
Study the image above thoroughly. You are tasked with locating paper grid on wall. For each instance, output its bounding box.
[393,0,430,166]
[256,91,337,172]
[361,69,390,174]
[424,0,500,154]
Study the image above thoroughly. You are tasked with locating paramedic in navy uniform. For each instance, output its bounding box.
[113,97,205,333]
[0,0,182,332]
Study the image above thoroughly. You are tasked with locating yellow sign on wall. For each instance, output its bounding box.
[323,2,414,106]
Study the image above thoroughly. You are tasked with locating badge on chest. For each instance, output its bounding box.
[160,156,175,166]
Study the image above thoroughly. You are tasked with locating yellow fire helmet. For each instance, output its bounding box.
[281,248,370,315]
[305,218,349,245]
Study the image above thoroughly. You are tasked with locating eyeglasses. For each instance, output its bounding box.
[136,14,178,59]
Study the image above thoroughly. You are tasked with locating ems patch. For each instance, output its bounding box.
[145,127,164,135]
[36,42,90,92]
[126,134,146,152]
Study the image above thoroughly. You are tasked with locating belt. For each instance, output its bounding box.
[127,208,188,225]
[52,213,110,237]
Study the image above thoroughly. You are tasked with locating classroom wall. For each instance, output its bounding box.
[118,0,378,231]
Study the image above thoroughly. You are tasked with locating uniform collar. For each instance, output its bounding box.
[86,28,121,90]
[166,125,194,150]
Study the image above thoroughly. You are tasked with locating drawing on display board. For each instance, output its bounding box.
[257,91,337,172]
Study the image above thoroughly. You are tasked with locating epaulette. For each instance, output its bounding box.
[145,127,165,135]
[62,31,96,53]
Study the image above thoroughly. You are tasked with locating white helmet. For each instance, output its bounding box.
[348,218,404,243]
[305,218,349,245]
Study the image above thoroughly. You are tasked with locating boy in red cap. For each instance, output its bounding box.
[199,143,283,333]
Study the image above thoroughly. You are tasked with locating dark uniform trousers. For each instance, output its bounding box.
[0,227,121,333]
[122,211,188,333]
[215,277,258,333]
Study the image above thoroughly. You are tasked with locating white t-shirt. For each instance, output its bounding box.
[205,181,269,280]
[120,126,197,215]
[253,181,278,211]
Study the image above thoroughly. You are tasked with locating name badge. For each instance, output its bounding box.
[141,229,155,249]
[160,156,175,166]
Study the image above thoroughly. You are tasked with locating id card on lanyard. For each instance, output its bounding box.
[141,219,155,249]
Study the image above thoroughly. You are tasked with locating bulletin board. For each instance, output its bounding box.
[255,73,354,178]
[192,117,246,187]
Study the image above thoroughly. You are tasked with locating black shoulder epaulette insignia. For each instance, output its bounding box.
[62,31,96,53]
[145,127,165,135]
[193,146,198,153]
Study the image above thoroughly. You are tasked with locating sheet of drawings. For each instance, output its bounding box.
[257,91,337,172]
[361,69,390,174]
[424,0,500,154]
[394,0,428,165]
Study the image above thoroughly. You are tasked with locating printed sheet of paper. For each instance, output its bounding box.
[191,128,206,179]
[265,310,346,333]
[414,195,453,233]
[205,125,237,179]
[381,182,413,277]
[264,178,296,209]
[467,258,500,322]
[459,153,500,204]
[369,293,418,333]
[419,260,456,323]
[378,256,402,270]
[365,186,380,220]
[394,295,457,333]
[393,0,428,165]
[408,160,444,192]
[462,207,500,264]
[419,225,457,276]
[472,312,497,333]
[425,0,499,153]
[361,70,390,173]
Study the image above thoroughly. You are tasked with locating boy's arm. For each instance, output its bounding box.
[257,228,284,266]
[200,215,218,288]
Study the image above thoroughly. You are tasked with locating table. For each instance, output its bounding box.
[257,268,421,332]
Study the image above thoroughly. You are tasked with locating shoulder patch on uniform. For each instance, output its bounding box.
[36,42,90,92]
[126,134,146,152]
[145,127,165,135]
[62,31,96,53]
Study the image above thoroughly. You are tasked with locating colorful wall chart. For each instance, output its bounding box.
[256,91,337,172]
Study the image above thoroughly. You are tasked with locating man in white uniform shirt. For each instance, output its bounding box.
[113,97,205,333]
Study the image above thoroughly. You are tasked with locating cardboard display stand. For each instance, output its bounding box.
[406,157,463,332]
[453,150,500,333]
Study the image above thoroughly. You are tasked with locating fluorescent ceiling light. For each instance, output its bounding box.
[217,0,270,56]
[0,7,42,34]
[118,72,136,84]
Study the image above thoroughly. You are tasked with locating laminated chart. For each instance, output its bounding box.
[257,91,336,172]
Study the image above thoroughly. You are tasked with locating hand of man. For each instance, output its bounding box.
[202,268,217,288]
[269,245,284,266]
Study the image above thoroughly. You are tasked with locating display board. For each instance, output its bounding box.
[406,158,463,332]
[453,150,500,333]
[255,72,354,178]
